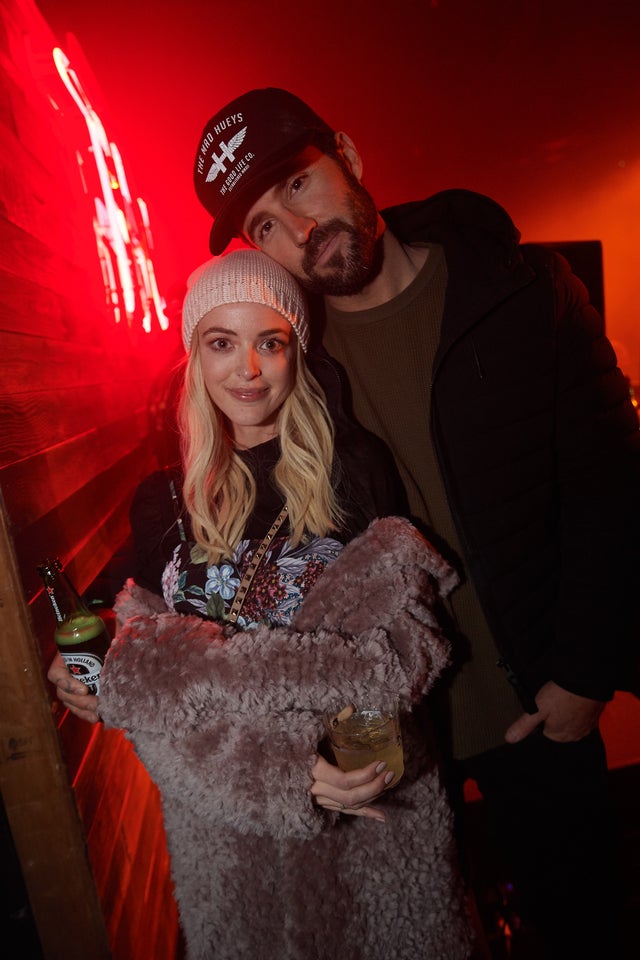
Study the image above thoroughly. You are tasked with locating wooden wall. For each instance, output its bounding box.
[0,0,181,956]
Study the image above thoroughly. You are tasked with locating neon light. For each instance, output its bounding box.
[52,46,169,333]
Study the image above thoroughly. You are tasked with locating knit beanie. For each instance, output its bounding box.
[181,249,310,353]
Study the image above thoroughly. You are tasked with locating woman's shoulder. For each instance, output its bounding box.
[334,424,409,536]
[132,465,183,507]
[308,345,408,523]
[130,466,188,594]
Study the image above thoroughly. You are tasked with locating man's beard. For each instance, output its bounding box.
[299,175,384,297]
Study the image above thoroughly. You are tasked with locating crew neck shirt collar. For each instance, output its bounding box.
[325,244,442,325]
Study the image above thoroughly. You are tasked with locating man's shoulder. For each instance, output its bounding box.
[381,188,520,248]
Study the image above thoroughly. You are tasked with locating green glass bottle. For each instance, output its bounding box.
[37,558,110,696]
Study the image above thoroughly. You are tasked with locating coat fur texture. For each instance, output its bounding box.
[99,517,474,958]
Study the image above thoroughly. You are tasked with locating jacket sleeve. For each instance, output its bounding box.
[551,251,640,699]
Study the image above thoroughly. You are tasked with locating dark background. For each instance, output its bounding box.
[35,0,640,381]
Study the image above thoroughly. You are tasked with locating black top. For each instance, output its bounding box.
[130,429,408,609]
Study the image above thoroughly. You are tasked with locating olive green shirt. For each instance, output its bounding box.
[323,244,521,758]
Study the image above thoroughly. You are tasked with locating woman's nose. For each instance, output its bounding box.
[239,348,261,379]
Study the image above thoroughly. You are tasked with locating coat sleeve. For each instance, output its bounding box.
[98,519,458,840]
[100,604,402,839]
[293,516,457,706]
[551,252,640,699]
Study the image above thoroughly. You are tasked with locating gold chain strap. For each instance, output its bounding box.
[226,505,289,624]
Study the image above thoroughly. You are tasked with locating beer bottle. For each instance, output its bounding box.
[37,558,111,696]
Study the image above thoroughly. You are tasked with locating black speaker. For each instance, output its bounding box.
[541,240,605,322]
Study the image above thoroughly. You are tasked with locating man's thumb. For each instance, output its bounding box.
[505,711,541,744]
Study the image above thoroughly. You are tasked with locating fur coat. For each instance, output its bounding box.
[99,517,475,959]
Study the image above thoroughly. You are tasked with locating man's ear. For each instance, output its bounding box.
[334,132,364,180]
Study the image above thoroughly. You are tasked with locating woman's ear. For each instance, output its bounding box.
[334,132,364,181]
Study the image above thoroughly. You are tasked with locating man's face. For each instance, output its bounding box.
[241,147,384,297]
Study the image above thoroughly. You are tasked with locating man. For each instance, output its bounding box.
[192,87,640,956]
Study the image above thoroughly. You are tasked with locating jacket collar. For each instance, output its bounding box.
[381,190,535,367]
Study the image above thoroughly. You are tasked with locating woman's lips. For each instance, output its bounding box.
[228,387,268,402]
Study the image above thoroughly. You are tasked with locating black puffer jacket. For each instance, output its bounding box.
[318,189,640,704]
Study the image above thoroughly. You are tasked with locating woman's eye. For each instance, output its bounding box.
[262,339,281,352]
[210,338,229,350]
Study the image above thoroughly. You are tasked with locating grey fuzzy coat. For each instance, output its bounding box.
[99,517,475,959]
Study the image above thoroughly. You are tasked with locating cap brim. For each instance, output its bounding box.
[207,135,316,255]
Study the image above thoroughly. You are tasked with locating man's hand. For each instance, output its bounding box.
[505,680,605,744]
[310,754,393,821]
[47,651,100,724]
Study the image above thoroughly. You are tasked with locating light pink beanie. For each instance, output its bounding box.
[182,249,310,353]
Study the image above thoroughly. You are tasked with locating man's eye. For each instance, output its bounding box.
[290,175,305,193]
[257,220,274,242]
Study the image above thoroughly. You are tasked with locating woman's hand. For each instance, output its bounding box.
[310,754,393,822]
[47,651,101,724]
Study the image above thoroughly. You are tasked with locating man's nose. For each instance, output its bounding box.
[282,210,316,245]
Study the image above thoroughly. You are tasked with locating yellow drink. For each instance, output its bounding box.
[328,707,404,788]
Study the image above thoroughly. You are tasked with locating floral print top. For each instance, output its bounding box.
[162,532,343,628]
[160,437,345,628]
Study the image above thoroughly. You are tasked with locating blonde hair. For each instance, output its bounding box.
[180,335,343,564]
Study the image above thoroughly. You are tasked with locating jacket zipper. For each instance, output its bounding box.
[429,269,540,714]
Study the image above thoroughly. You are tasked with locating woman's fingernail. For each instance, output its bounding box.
[384,771,395,785]
[375,762,387,774]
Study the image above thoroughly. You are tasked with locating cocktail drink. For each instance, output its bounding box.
[325,702,404,788]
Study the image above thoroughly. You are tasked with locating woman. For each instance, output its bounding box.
[135,249,406,634]
[52,251,474,957]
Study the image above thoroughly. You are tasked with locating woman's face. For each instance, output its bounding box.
[196,301,297,448]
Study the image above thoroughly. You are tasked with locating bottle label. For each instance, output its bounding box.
[45,585,64,623]
[59,651,104,696]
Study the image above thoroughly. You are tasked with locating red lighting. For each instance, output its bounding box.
[52,45,168,334]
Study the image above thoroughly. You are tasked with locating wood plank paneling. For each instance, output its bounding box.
[0,413,151,526]
[0,1,183,957]
[0,263,76,339]
[0,194,100,317]
[0,494,111,960]
[8,447,148,589]
[0,388,150,467]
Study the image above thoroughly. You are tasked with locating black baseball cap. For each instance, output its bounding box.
[193,88,335,254]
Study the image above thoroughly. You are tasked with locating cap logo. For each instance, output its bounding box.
[196,90,334,252]
[205,127,247,183]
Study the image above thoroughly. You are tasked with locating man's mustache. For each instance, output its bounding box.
[303,219,354,270]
